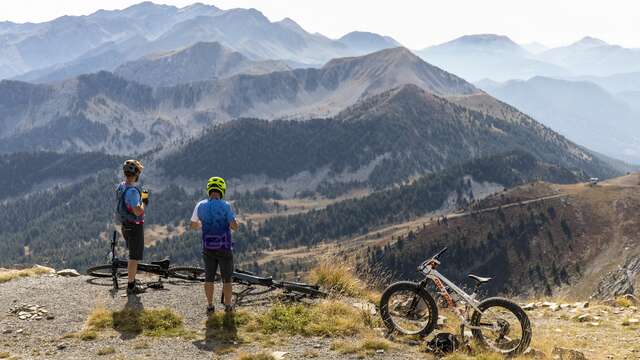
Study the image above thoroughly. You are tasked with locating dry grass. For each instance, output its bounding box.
[96,347,116,356]
[85,306,188,337]
[79,330,97,341]
[308,262,365,297]
[308,262,380,303]
[0,266,53,283]
[236,352,276,360]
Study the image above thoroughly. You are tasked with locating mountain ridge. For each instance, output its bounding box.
[0,48,483,153]
[113,41,291,87]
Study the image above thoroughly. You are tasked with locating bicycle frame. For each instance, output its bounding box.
[419,263,491,331]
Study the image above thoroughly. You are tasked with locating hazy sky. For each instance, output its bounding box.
[1,0,638,49]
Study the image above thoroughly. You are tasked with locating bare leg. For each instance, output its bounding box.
[128,260,138,283]
[223,282,232,306]
[205,282,214,306]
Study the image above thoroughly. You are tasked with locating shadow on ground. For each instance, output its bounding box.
[113,295,144,340]
[193,311,243,352]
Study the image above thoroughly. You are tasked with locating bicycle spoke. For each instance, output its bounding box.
[476,305,524,353]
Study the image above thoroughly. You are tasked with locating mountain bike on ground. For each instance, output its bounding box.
[379,247,532,356]
[86,231,210,290]
[87,231,327,303]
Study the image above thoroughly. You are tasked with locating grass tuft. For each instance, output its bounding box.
[85,306,187,337]
[0,266,54,283]
[308,262,365,298]
[308,262,381,304]
[615,296,634,308]
[255,300,366,337]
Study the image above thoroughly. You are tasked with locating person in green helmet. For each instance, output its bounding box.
[190,177,239,314]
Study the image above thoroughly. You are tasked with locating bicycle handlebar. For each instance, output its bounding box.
[433,247,447,260]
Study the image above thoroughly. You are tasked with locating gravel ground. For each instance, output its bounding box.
[0,275,431,360]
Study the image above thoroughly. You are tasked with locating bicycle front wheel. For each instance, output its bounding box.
[86,264,127,278]
[168,266,206,281]
[470,297,532,356]
[379,281,438,336]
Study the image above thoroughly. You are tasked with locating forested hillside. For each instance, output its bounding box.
[0,151,580,271]
[0,152,122,200]
[145,151,582,269]
[0,170,268,270]
[161,84,615,189]
[365,175,640,297]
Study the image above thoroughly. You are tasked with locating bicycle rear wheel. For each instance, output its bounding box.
[86,264,127,278]
[168,266,206,281]
[379,281,438,336]
[470,297,532,356]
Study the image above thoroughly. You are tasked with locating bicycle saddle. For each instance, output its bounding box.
[151,258,171,269]
[468,274,492,284]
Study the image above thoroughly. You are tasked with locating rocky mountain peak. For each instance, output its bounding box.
[429,34,526,56]
[324,47,478,96]
[276,17,306,33]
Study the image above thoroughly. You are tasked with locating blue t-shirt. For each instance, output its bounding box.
[116,182,144,224]
[192,199,236,250]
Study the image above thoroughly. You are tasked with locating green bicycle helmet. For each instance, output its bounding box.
[207,177,226,198]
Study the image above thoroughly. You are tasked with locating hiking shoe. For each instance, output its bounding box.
[224,304,234,313]
[207,305,215,315]
[127,281,146,295]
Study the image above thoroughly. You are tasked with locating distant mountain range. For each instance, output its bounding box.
[478,76,640,163]
[418,34,569,82]
[539,37,640,77]
[418,34,640,82]
[1,2,402,82]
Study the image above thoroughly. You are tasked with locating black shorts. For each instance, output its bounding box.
[122,223,144,261]
[203,250,233,283]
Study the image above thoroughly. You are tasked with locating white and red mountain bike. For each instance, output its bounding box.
[379,247,532,356]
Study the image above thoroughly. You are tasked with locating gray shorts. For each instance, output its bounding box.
[203,249,233,283]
